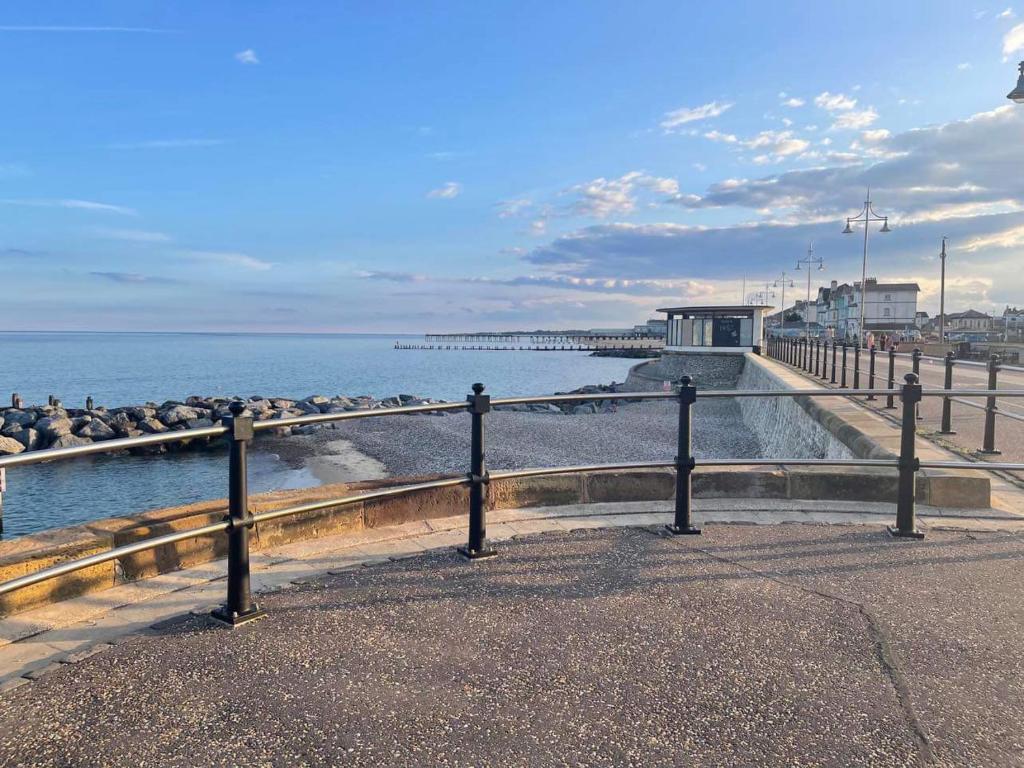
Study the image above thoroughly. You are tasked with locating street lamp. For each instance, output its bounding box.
[938,236,948,345]
[773,272,795,330]
[795,242,825,341]
[1008,60,1024,103]
[843,188,891,342]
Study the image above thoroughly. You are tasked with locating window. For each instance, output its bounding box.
[884,293,892,301]
[883,308,891,318]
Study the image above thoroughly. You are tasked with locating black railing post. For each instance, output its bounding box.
[830,341,837,383]
[912,347,923,420]
[940,351,956,434]
[459,382,497,558]
[853,343,861,389]
[822,341,829,380]
[889,373,924,539]
[803,339,810,371]
[212,401,265,627]
[867,347,877,401]
[814,340,820,376]
[667,375,700,536]
[885,348,897,409]
[980,355,1001,455]
[840,343,848,388]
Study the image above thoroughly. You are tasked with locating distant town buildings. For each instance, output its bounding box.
[768,277,920,341]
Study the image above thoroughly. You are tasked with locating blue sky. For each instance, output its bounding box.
[3,1,1024,331]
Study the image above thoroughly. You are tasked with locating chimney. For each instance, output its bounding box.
[830,280,838,290]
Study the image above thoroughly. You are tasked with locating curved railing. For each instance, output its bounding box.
[1,377,1023,625]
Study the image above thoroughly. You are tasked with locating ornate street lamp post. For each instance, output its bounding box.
[773,271,795,331]
[795,242,825,341]
[843,189,891,342]
[1008,60,1024,103]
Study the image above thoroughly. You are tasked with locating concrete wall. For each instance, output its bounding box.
[626,352,746,391]
[737,354,856,461]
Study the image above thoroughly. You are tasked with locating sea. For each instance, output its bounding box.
[0,332,634,537]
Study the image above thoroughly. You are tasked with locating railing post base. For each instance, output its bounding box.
[210,605,268,627]
[665,524,701,536]
[977,448,1002,456]
[886,525,925,540]
[457,546,498,560]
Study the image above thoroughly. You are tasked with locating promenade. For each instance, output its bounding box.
[0,503,1022,766]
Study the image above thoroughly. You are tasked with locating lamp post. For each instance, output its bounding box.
[795,242,825,341]
[1008,60,1024,103]
[773,271,795,332]
[843,189,891,343]
[938,236,948,345]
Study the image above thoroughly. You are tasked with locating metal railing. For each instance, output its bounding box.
[2,375,1023,626]
[767,336,1024,456]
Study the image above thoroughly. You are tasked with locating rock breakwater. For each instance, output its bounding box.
[0,382,626,458]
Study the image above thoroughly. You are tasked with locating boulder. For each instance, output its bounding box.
[2,410,36,427]
[247,399,273,413]
[292,424,325,436]
[123,406,156,422]
[271,399,295,409]
[35,415,73,441]
[571,403,598,415]
[159,405,200,426]
[294,401,321,415]
[70,415,93,430]
[303,395,329,406]
[108,412,135,436]
[0,422,22,438]
[0,436,25,455]
[48,434,93,449]
[13,428,41,450]
[184,418,215,430]
[137,418,168,434]
[77,419,117,441]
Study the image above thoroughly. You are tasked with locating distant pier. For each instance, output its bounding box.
[398,333,665,353]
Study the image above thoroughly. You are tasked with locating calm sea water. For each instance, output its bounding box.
[0,333,633,537]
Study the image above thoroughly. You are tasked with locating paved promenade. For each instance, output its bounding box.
[0,503,1022,766]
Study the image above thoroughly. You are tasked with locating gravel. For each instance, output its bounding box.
[2,524,1022,766]
[319,399,761,477]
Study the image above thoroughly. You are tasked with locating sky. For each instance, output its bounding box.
[2,1,1024,333]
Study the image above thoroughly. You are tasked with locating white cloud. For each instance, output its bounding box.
[861,128,892,142]
[999,8,1016,19]
[957,62,972,71]
[568,172,679,218]
[182,250,272,271]
[693,162,707,172]
[1006,23,1024,56]
[704,129,739,144]
[963,224,1024,251]
[831,107,879,130]
[782,97,805,108]
[814,91,857,111]
[93,228,172,242]
[235,48,259,65]
[744,130,809,157]
[496,198,532,218]
[427,181,462,199]
[0,198,136,215]
[659,101,733,130]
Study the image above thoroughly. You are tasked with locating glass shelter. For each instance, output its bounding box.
[659,305,771,354]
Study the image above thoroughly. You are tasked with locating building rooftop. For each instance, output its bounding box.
[657,304,773,313]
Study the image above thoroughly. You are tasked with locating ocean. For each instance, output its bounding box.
[0,332,634,537]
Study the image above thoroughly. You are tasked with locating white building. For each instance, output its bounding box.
[660,305,772,353]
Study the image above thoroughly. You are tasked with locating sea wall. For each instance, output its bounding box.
[737,354,856,461]
[625,352,746,391]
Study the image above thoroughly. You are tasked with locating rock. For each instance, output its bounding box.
[0,436,25,455]
[294,401,321,415]
[108,412,135,436]
[159,405,200,426]
[571,403,598,415]
[137,418,168,434]
[303,395,329,406]
[77,419,116,441]
[331,396,354,408]
[292,424,325,436]
[13,428,41,450]
[70,415,93,430]
[123,406,155,422]
[271,399,295,409]
[184,418,215,430]
[0,422,23,438]
[247,399,273,413]
[48,434,93,449]
[35,416,73,441]
[397,394,417,403]
[2,410,36,427]
[380,397,401,408]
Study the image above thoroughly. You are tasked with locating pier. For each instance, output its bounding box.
[398,333,665,353]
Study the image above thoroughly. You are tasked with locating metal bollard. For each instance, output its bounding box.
[885,348,897,409]
[11,393,22,409]
[831,342,838,384]
[667,376,700,536]
[912,348,923,420]
[211,401,265,627]
[459,383,497,558]
[980,355,1001,455]
[940,352,956,434]
[889,373,924,539]
[853,343,861,389]
[86,396,94,411]
[840,343,848,388]
[867,347,877,401]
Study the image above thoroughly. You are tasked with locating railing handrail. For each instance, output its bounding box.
[7,386,1024,470]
